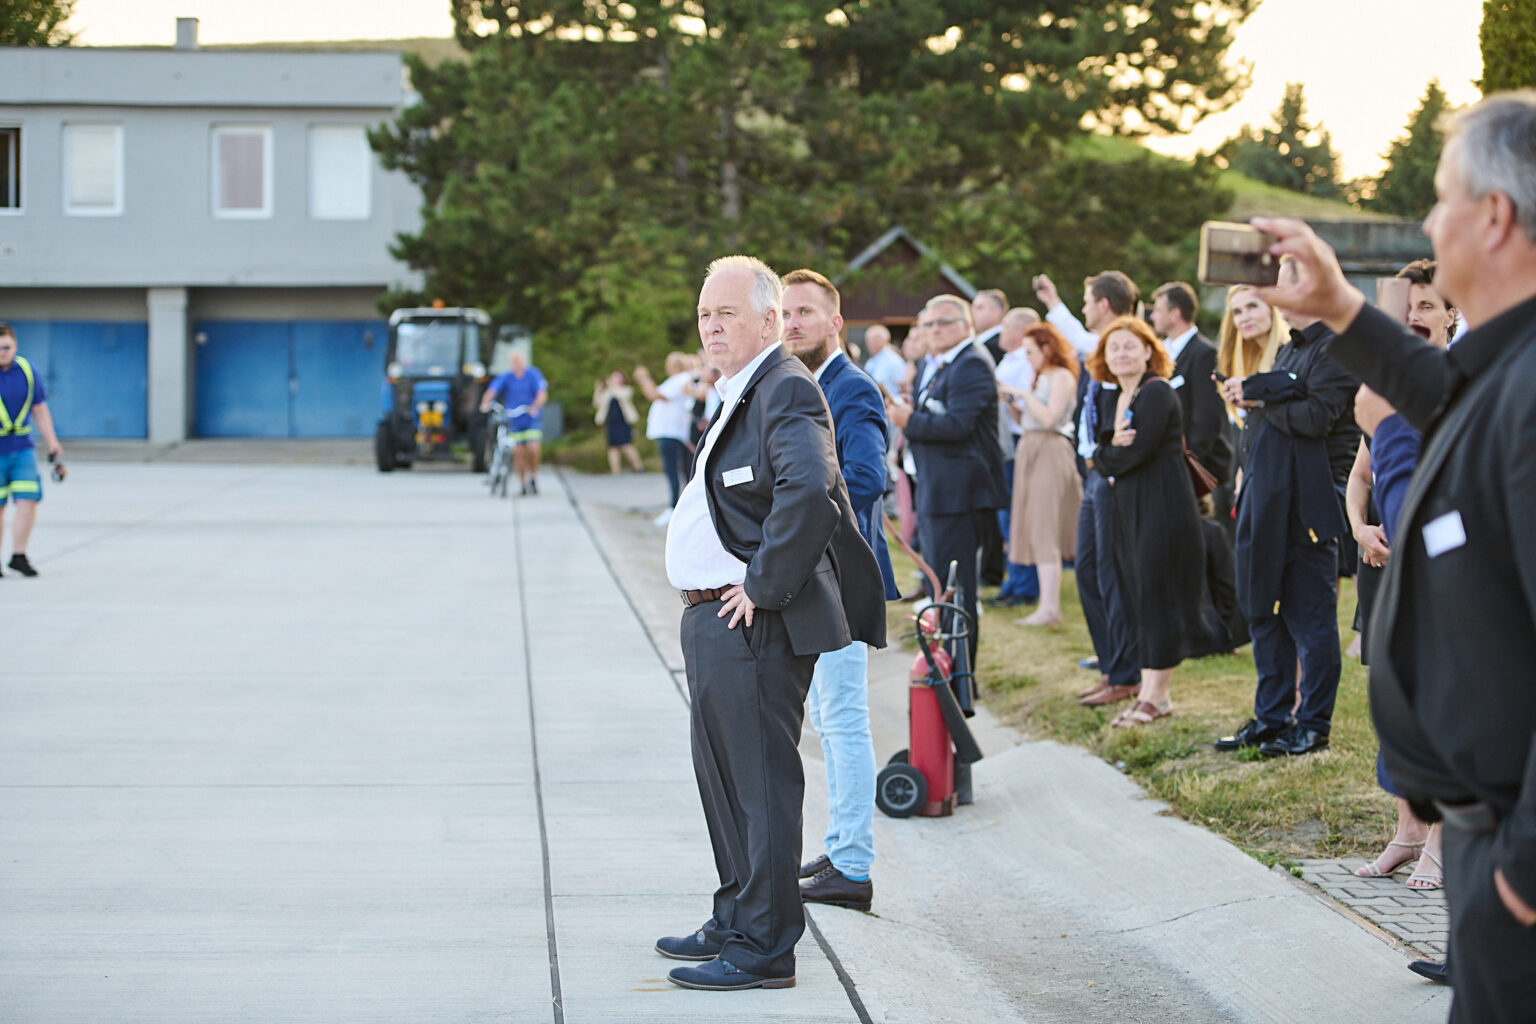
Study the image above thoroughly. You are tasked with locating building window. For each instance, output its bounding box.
[308,125,371,221]
[63,123,124,216]
[212,125,272,218]
[1,126,19,211]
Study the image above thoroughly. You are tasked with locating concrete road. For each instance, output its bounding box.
[0,460,1451,1023]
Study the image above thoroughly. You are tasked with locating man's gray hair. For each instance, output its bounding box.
[1451,90,1536,244]
[705,255,784,316]
[925,293,975,330]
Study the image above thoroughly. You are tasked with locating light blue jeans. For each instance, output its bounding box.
[806,640,875,879]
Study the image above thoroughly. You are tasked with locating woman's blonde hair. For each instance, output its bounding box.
[1217,285,1288,422]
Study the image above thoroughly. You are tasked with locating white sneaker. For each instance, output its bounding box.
[653,508,673,527]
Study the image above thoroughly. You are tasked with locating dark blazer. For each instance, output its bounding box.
[903,341,1009,516]
[1331,296,1536,910]
[1170,332,1232,482]
[697,346,888,657]
[817,353,900,601]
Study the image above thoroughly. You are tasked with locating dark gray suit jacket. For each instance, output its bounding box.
[695,346,887,657]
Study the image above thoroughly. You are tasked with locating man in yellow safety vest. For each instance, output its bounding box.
[0,323,65,577]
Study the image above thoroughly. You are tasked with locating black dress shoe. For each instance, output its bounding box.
[798,853,830,879]
[1214,718,1285,751]
[1408,959,1450,985]
[800,866,872,911]
[1259,724,1330,757]
[654,929,723,961]
[668,958,795,990]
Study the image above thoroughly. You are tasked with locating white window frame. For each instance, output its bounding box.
[62,122,125,217]
[0,124,22,215]
[211,124,274,219]
[307,124,372,221]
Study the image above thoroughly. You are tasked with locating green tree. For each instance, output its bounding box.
[1215,83,1341,198]
[374,1,1256,420]
[1478,0,1536,92]
[0,0,75,45]
[1365,80,1449,219]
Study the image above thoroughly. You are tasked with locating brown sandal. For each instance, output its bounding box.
[1111,700,1173,727]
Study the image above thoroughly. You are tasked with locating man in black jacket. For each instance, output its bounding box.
[1149,281,1231,486]
[1215,306,1357,758]
[1252,90,1536,1023]
[657,255,886,992]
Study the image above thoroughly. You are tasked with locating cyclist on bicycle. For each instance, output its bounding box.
[479,351,548,496]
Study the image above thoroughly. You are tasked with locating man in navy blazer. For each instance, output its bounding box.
[781,269,898,913]
[886,294,1009,675]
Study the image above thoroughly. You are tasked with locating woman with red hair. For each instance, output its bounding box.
[999,322,1082,627]
[1088,316,1209,726]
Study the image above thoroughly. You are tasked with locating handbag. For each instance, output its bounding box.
[1184,444,1217,498]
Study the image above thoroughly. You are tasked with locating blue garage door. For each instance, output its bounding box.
[194,320,384,438]
[3,320,148,439]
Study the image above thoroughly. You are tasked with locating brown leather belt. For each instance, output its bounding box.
[680,587,728,607]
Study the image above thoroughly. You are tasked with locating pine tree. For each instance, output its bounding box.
[1215,83,1341,198]
[1478,0,1536,93]
[1366,81,1450,219]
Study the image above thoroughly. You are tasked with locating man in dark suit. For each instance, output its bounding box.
[1253,92,1536,1024]
[657,255,886,992]
[885,294,1009,678]
[1150,281,1231,485]
[781,268,899,913]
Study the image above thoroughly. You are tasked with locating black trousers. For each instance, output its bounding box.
[1443,822,1536,1023]
[682,603,815,978]
[918,509,987,671]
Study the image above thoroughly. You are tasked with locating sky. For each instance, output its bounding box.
[69,0,1485,180]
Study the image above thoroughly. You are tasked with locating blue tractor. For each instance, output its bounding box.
[374,307,493,472]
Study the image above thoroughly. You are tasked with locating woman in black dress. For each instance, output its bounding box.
[593,370,643,473]
[1089,316,1209,727]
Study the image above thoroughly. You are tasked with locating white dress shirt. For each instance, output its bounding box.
[665,342,783,590]
[863,346,905,395]
[1164,325,1197,365]
[995,348,1035,438]
[1045,304,1099,358]
[917,337,974,399]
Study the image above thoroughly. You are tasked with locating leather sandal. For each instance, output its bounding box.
[1077,674,1110,699]
[1111,700,1172,727]
[1355,840,1424,878]
[1406,849,1444,891]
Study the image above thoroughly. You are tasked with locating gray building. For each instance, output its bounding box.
[0,20,423,441]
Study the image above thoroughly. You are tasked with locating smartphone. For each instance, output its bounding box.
[1212,370,1230,383]
[1376,276,1411,325]
[1198,221,1280,288]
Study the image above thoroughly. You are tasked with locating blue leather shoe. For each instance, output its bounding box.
[655,929,723,961]
[668,958,795,990]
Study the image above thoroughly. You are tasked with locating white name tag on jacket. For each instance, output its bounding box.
[1422,510,1467,558]
[1169,374,1186,390]
[723,466,754,487]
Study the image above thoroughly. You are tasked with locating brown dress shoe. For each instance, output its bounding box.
[800,866,872,911]
[1079,683,1139,707]
[1077,674,1111,699]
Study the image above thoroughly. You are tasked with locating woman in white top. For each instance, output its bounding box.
[998,322,1082,627]
[635,352,699,522]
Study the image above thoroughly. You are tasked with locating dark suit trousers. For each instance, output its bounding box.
[682,603,814,978]
[918,509,986,671]
[1075,471,1140,687]
[1443,822,1536,1023]
[1248,540,1340,733]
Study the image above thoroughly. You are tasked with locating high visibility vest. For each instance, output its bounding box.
[0,356,36,437]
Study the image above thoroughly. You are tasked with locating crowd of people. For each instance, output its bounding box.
[641,90,1535,1016]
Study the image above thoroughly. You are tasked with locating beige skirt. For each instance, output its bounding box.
[1008,430,1082,564]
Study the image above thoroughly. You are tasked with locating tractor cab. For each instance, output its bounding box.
[375,307,493,472]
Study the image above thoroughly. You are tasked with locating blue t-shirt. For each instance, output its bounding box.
[0,358,46,454]
[488,367,547,429]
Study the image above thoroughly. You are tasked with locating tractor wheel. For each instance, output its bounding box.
[887,749,909,766]
[374,423,396,473]
[876,764,927,819]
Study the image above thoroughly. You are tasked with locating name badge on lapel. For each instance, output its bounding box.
[1169,374,1186,390]
[1422,510,1466,558]
[723,466,754,487]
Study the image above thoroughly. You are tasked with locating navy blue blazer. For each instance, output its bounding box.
[818,352,899,601]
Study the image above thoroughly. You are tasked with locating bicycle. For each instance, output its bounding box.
[485,403,528,498]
